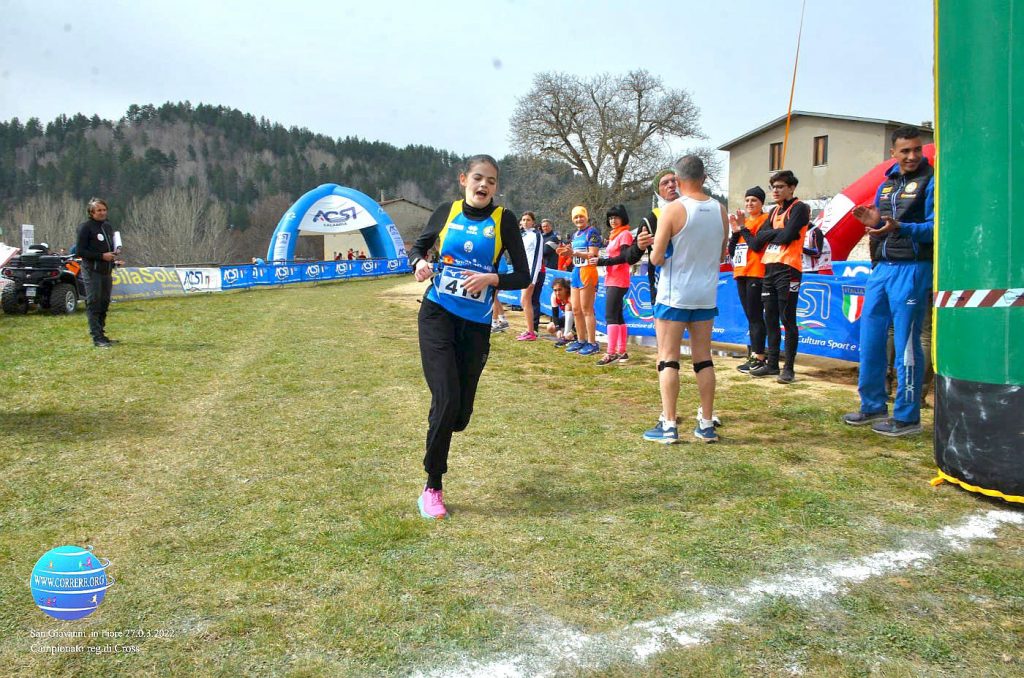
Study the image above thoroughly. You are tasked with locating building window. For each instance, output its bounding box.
[813,135,828,166]
[769,142,783,171]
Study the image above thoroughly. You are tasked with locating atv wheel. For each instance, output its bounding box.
[48,283,78,314]
[1,282,29,314]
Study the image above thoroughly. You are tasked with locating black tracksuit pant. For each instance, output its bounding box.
[736,276,766,355]
[83,267,113,341]
[531,270,546,331]
[762,264,802,369]
[418,298,490,482]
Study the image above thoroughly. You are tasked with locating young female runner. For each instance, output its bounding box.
[408,155,529,519]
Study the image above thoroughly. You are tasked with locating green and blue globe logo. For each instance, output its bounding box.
[30,545,113,620]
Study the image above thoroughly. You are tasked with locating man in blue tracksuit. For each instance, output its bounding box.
[843,127,933,436]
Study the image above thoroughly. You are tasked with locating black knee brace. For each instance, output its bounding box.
[693,360,714,374]
[657,360,680,372]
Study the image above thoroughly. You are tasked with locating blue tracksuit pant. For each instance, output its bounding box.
[858,261,932,423]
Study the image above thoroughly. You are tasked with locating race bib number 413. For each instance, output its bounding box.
[438,267,486,303]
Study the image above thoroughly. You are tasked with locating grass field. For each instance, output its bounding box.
[1,276,1021,677]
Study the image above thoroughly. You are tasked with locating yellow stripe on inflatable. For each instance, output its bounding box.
[930,468,1024,504]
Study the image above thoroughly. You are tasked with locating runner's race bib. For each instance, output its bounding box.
[732,244,748,267]
[438,266,486,303]
[572,255,590,267]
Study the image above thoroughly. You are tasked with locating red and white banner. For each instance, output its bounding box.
[934,288,1024,308]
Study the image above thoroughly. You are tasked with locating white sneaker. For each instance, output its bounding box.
[697,406,722,428]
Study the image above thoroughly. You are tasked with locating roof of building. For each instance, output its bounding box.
[717,111,933,151]
[380,197,433,212]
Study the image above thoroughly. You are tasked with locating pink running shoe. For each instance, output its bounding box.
[515,331,538,341]
[418,487,448,519]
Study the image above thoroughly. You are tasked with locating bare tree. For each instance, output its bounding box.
[5,193,83,252]
[510,70,709,208]
[124,186,233,266]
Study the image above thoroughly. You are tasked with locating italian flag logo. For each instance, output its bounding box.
[842,286,866,323]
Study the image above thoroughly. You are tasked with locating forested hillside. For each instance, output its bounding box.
[0,102,575,264]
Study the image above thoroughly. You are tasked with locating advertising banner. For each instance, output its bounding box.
[111,258,409,298]
[501,266,868,362]
[832,260,872,279]
[176,267,222,293]
[220,264,257,290]
[263,263,304,286]
[301,262,328,282]
[329,260,359,279]
[111,267,185,300]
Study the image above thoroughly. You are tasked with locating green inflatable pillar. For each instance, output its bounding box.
[933,0,1024,502]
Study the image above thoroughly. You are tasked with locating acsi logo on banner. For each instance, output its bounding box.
[182,270,207,290]
[361,261,375,273]
[387,260,400,271]
[312,207,358,225]
[222,269,241,284]
[334,263,348,276]
[306,265,321,278]
[275,266,293,280]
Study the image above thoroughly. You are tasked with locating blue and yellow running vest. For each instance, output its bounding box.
[426,200,504,324]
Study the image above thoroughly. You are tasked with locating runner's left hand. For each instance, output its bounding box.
[462,272,497,294]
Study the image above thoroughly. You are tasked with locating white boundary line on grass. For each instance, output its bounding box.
[412,509,1023,678]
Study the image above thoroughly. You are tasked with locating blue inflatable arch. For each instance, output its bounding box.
[266,184,407,262]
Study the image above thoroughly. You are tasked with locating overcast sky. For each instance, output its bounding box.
[1,0,934,187]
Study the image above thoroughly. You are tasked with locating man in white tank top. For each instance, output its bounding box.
[643,155,729,444]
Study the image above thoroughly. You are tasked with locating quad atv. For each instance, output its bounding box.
[1,244,86,315]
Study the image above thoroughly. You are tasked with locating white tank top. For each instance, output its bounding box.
[655,195,723,309]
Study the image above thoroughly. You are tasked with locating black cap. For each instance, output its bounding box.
[744,186,766,203]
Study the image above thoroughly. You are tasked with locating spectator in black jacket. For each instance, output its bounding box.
[75,198,122,348]
[540,219,561,271]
